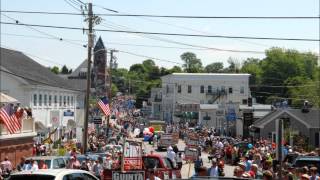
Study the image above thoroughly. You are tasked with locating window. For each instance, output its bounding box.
[49,95,52,106]
[242,99,248,104]
[221,86,225,92]
[59,96,62,106]
[200,85,204,93]
[52,159,59,169]
[39,94,42,106]
[82,174,97,180]
[63,96,66,106]
[33,94,37,106]
[67,96,70,106]
[54,95,57,105]
[229,87,233,94]
[240,86,244,94]
[44,95,47,106]
[188,85,192,93]
[166,85,169,94]
[208,85,212,93]
[143,157,160,169]
[71,96,74,106]
[177,85,181,93]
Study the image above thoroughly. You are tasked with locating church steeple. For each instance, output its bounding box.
[94,36,105,52]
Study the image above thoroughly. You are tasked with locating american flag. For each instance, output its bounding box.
[0,104,22,134]
[97,97,111,116]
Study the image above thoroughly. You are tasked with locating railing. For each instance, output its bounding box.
[0,117,35,136]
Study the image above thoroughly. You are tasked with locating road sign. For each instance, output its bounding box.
[93,117,102,124]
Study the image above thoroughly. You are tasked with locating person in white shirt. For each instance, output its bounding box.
[167,146,176,166]
[175,152,183,169]
[30,160,39,171]
[146,169,161,180]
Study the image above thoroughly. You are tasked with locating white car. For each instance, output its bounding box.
[9,169,99,180]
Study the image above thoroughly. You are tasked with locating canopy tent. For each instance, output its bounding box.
[0,92,18,103]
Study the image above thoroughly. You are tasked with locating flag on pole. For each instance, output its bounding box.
[0,104,22,134]
[97,97,111,116]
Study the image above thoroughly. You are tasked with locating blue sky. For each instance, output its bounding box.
[1,0,319,70]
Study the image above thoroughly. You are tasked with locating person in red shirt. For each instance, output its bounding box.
[38,159,48,169]
[248,164,258,178]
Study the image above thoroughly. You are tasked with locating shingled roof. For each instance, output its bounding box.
[0,47,83,92]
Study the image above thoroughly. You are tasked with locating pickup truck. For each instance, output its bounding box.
[101,154,182,180]
[157,133,179,150]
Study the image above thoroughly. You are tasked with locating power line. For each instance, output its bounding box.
[1,10,319,19]
[63,0,81,11]
[2,21,318,42]
[1,14,87,48]
[0,32,266,53]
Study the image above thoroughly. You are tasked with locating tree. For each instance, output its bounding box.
[180,52,203,73]
[61,65,72,74]
[167,66,183,74]
[204,62,223,73]
[223,57,240,73]
[129,64,146,74]
[50,66,60,74]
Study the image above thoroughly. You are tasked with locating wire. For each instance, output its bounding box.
[1,10,319,19]
[0,32,266,53]
[63,0,81,11]
[1,14,87,48]
[1,21,318,42]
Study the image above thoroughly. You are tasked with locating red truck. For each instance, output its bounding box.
[101,154,182,180]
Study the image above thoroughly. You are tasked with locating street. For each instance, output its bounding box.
[142,139,235,178]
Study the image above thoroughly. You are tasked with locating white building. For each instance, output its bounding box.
[161,73,250,123]
[0,48,84,139]
[149,88,162,120]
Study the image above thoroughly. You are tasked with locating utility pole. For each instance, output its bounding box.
[106,49,118,138]
[83,2,93,154]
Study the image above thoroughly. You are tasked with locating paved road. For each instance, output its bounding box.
[141,139,235,178]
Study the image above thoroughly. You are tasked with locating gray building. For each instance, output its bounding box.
[253,108,320,148]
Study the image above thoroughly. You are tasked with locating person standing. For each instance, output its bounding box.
[0,157,12,176]
[175,153,183,169]
[207,159,219,177]
[167,146,176,166]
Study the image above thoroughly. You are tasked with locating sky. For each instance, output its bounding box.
[1,0,319,70]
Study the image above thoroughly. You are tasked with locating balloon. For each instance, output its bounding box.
[248,143,253,149]
[149,127,155,133]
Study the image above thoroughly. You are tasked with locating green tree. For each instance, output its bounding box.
[204,62,224,73]
[61,65,72,74]
[223,57,240,73]
[50,66,60,74]
[111,83,119,97]
[180,52,203,73]
[168,66,183,73]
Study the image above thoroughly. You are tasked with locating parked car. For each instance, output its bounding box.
[9,169,99,180]
[292,156,320,173]
[26,156,66,169]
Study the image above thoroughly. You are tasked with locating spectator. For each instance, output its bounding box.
[263,170,273,180]
[80,161,89,171]
[92,158,102,179]
[16,157,26,171]
[30,159,39,171]
[175,153,183,169]
[310,166,319,180]
[0,157,12,176]
[146,169,161,180]
[207,159,219,177]
[233,166,243,178]
[38,159,48,169]
[194,156,203,175]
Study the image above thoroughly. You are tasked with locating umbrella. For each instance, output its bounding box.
[0,92,18,103]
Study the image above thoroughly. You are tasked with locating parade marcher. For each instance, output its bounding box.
[167,146,176,166]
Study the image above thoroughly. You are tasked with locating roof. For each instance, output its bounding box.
[0,48,82,92]
[69,59,87,78]
[94,36,105,51]
[254,108,320,129]
[171,73,250,76]
[11,169,92,176]
[0,92,18,103]
[200,104,219,110]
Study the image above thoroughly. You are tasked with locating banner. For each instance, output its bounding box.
[124,141,142,170]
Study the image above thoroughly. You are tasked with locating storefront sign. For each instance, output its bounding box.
[63,110,74,116]
[112,171,144,180]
